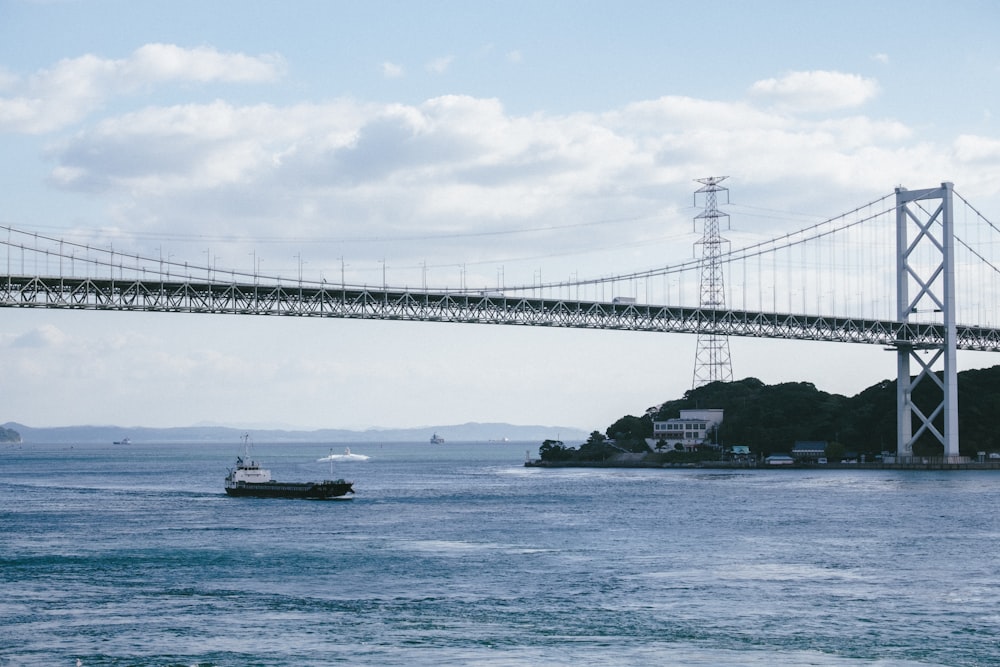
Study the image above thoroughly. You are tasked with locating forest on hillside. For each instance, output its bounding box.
[542,366,1000,462]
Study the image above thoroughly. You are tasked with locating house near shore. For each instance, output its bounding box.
[651,409,724,451]
[791,441,827,462]
[729,445,752,461]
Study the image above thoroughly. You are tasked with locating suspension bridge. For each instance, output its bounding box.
[3,182,999,462]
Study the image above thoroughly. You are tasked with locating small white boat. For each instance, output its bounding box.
[317,447,370,462]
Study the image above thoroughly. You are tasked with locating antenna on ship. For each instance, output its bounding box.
[240,432,253,465]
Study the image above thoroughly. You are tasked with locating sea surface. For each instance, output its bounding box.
[2,440,1000,666]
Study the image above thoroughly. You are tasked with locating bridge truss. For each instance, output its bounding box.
[2,274,1000,353]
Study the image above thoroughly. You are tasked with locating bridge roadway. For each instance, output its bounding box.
[3,274,1000,352]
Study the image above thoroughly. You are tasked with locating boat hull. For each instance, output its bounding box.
[225,479,354,500]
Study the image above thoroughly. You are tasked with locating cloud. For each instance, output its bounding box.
[749,70,880,112]
[0,66,18,90]
[872,53,890,65]
[381,61,404,78]
[426,56,454,74]
[954,134,1000,163]
[507,50,524,64]
[10,324,69,348]
[22,58,999,292]
[42,86,988,277]
[0,43,285,134]
[123,43,285,84]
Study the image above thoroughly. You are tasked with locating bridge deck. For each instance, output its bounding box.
[3,274,1000,351]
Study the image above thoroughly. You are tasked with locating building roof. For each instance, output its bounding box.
[656,418,711,426]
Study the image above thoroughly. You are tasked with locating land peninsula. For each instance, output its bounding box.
[531,366,1000,468]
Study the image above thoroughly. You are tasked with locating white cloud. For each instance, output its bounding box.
[123,43,285,85]
[10,324,69,348]
[613,95,784,133]
[749,70,880,112]
[381,61,404,78]
[40,81,999,284]
[873,53,890,65]
[426,56,454,74]
[954,134,1000,163]
[507,50,523,64]
[0,66,19,90]
[4,50,988,295]
[0,44,285,134]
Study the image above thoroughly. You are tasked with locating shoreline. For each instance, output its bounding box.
[525,457,1000,471]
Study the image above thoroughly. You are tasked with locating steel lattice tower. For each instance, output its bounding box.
[692,176,733,388]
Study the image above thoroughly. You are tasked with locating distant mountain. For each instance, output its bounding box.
[0,421,588,445]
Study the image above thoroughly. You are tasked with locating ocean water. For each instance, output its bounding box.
[2,440,1000,667]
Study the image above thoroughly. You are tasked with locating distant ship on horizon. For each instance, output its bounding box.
[430,433,445,444]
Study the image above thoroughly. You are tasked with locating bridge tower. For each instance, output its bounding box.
[893,183,960,461]
[692,176,733,388]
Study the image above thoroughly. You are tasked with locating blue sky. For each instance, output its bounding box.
[2,0,1000,431]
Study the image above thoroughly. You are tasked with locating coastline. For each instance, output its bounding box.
[525,453,1000,471]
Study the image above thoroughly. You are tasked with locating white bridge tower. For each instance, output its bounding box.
[893,183,960,461]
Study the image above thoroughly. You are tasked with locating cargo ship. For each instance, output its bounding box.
[224,435,354,500]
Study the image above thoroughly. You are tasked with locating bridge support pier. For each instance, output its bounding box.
[894,183,960,462]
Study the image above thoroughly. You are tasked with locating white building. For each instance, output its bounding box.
[652,409,724,451]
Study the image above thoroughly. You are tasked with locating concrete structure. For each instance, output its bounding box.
[652,408,724,451]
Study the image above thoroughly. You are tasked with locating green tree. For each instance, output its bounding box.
[605,414,651,452]
[538,439,573,462]
[825,441,846,461]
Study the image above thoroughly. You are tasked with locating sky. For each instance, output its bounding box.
[2,0,1000,432]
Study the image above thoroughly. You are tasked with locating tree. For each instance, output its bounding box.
[605,414,652,452]
[538,439,573,462]
[825,441,846,462]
